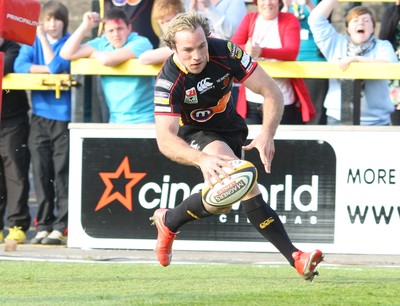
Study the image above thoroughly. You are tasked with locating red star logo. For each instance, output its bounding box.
[95,156,146,211]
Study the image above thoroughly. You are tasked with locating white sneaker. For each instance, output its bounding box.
[41,230,67,245]
[31,231,50,244]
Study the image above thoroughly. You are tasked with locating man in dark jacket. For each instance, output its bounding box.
[0,38,31,243]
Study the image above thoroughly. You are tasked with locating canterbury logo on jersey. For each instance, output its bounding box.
[190,92,231,122]
[260,217,274,229]
[197,77,214,93]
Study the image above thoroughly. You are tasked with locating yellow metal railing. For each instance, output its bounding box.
[3,59,400,97]
[69,59,400,80]
[69,59,400,79]
[2,73,75,98]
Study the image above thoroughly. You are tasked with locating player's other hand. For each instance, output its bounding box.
[242,135,275,173]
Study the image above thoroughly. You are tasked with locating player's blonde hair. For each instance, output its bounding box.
[163,11,211,50]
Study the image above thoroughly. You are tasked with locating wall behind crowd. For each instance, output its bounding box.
[37,1,389,40]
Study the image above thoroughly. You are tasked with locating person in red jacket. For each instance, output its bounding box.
[231,0,315,124]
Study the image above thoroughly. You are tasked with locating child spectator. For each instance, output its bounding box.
[138,0,184,65]
[60,9,155,124]
[14,0,71,245]
[0,38,31,244]
[104,0,159,48]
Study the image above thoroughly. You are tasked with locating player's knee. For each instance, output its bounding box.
[242,182,260,201]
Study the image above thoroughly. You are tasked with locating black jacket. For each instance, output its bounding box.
[1,39,29,121]
[379,4,400,51]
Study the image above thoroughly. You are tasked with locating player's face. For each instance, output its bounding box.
[103,19,131,48]
[173,26,208,74]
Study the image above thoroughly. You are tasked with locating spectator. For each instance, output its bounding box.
[103,0,159,48]
[282,0,328,125]
[60,9,155,124]
[91,1,159,123]
[231,0,316,124]
[309,0,398,125]
[0,39,31,244]
[185,0,247,40]
[379,0,400,125]
[14,0,71,245]
[139,0,185,65]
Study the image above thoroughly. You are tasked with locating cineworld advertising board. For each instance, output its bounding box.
[68,125,400,255]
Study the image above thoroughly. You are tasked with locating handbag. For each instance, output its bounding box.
[0,0,41,45]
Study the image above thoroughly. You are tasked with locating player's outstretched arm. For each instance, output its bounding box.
[155,115,235,186]
[242,65,284,173]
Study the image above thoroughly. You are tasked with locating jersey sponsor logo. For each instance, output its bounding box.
[246,61,257,74]
[154,97,169,105]
[155,78,173,90]
[197,77,213,93]
[217,73,229,82]
[227,41,242,59]
[154,105,172,113]
[184,87,198,104]
[216,73,231,90]
[241,53,250,68]
[154,91,170,105]
[155,91,170,98]
[190,92,231,122]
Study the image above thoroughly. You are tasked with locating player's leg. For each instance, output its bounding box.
[241,186,324,281]
[151,138,236,266]
[164,138,236,231]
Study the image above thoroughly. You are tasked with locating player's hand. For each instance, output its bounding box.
[242,135,275,173]
[197,154,236,187]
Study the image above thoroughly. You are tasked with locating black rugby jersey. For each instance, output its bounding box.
[154,38,257,132]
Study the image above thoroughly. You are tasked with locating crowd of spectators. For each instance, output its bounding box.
[1,0,399,246]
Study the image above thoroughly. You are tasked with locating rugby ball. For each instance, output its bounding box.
[202,160,258,207]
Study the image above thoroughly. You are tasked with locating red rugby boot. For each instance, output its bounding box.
[150,208,177,267]
[292,249,324,281]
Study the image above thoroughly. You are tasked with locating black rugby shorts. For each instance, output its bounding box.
[178,127,248,159]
